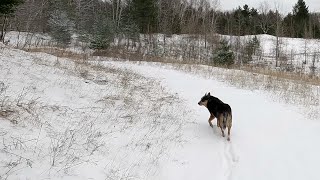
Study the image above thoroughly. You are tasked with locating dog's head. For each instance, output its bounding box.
[198,92,211,107]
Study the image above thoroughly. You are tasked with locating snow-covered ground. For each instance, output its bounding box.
[103,60,320,180]
[4,31,52,48]
[0,44,193,179]
[1,44,320,179]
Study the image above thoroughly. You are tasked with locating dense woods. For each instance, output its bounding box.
[1,0,319,38]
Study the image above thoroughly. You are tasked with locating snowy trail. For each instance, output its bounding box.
[107,61,320,180]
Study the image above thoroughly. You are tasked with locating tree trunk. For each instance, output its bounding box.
[0,17,8,42]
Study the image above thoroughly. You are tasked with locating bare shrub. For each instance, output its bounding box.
[0,83,15,120]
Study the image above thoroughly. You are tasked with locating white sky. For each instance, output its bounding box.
[217,0,320,14]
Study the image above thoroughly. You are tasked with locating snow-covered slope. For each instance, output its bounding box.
[0,45,191,179]
[1,44,320,179]
[4,31,320,76]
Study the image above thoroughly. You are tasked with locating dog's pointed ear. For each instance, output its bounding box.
[208,92,210,96]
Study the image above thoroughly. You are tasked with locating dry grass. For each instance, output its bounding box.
[20,47,320,108]
[24,46,320,85]
[92,48,320,85]
[20,47,320,113]
[0,83,15,121]
[240,65,320,86]
[16,46,320,118]
[26,47,89,61]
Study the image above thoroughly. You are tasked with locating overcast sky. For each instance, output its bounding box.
[217,0,320,14]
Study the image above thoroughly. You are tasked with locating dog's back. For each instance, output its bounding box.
[207,96,223,117]
[207,96,231,115]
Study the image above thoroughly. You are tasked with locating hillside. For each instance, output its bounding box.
[1,42,320,179]
[4,31,320,77]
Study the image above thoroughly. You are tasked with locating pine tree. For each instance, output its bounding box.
[212,39,234,66]
[243,36,260,63]
[0,0,23,15]
[48,10,74,47]
[0,0,24,41]
[89,15,115,50]
[47,0,75,47]
[292,0,309,38]
[130,0,158,33]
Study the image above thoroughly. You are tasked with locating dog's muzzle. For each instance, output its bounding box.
[198,101,201,105]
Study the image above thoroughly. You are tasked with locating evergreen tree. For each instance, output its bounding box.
[48,9,74,47]
[241,5,251,34]
[292,0,309,38]
[0,0,24,41]
[47,0,75,47]
[120,14,140,42]
[89,15,115,50]
[212,39,234,66]
[283,13,295,37]
[0,0,23,15]
[249,7,259,35]
[130,0,158,33]
[243,36,260,63]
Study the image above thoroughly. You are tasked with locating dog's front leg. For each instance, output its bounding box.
[208,114,215,128]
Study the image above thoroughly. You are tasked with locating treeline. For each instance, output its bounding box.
[216,1,320,38]
[1,0,320,47]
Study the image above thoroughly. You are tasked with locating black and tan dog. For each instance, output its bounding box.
[198,92,232,141]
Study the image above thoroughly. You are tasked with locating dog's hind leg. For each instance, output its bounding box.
[218,114,225,137]
[227,126,231,141]
[226,114,232,141]
[208,114,215,128]
[220,127,225,137]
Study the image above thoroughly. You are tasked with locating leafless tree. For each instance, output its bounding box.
[258,1,272,34]
[274,3,283,68]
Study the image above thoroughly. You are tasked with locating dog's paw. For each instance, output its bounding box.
[227,137,230,141]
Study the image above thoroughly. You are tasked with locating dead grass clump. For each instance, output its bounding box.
[240,65,320,86]
[0,83,41,125]
[0,83,15,120]
[26,47,87,60]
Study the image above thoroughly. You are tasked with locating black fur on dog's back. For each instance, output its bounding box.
[199,93,232,130]
[207,96,231,119]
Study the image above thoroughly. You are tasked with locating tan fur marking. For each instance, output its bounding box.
[199,100,208,107]
[226,113,232,141]
[208,114,215,127]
